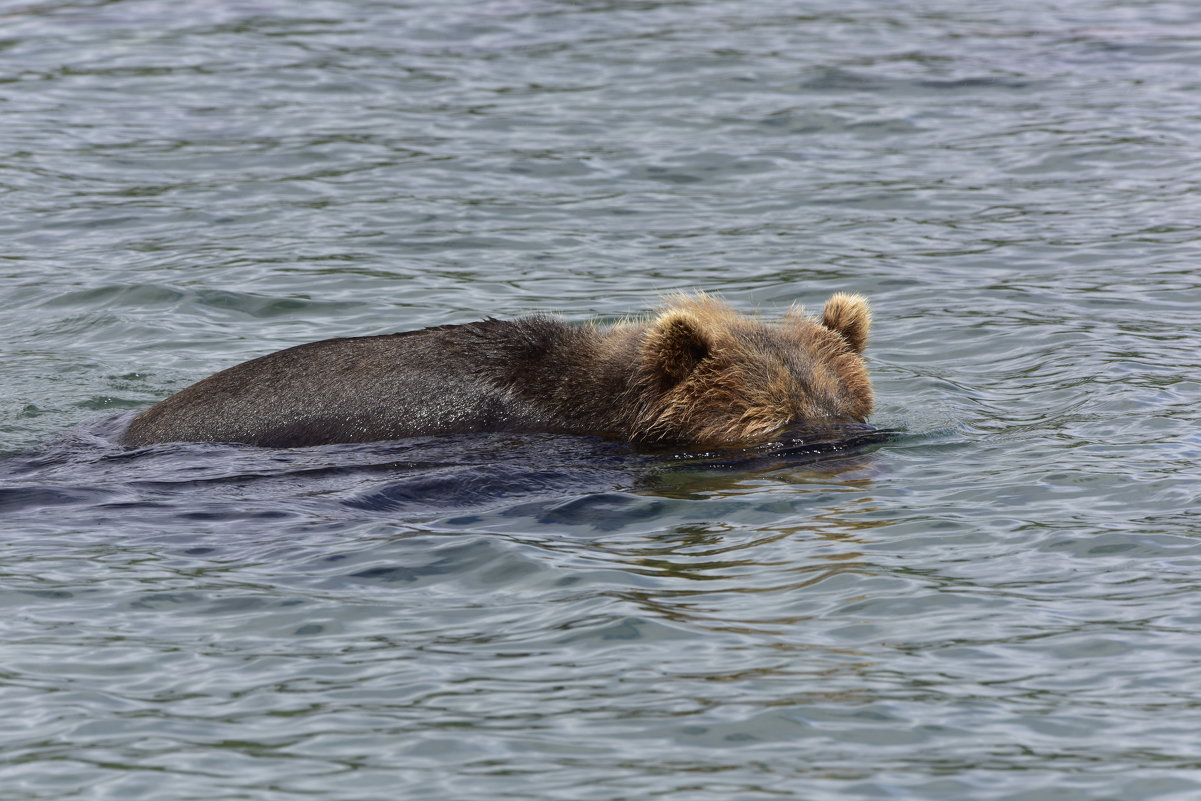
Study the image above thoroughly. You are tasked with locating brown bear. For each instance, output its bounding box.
[121,293,873,449]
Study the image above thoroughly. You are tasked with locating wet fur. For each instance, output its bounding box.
[123,294,873,448]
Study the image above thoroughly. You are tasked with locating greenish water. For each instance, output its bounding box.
[3,1,1201,799]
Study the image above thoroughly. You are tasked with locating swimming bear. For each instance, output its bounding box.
[121,293,873,449]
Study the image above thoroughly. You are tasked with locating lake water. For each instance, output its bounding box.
[3,1,1201,799]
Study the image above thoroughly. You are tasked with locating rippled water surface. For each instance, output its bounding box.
[3,1,1201,799]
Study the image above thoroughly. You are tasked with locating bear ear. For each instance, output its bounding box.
[820,293,871,353]
[643,309,710,386]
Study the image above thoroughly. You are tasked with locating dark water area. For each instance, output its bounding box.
[3,0,1201,799]
[3,416,893,528]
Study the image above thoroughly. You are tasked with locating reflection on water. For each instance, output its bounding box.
[3,414,895,525]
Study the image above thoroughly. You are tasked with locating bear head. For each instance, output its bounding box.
[627,293,873,445]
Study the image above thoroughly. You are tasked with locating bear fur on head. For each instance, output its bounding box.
[624,293,873,445]
[820,292,871,354]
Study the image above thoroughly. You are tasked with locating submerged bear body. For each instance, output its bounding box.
[121,294,873,449]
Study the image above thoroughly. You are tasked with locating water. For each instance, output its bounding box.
[3,0,1201,798]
